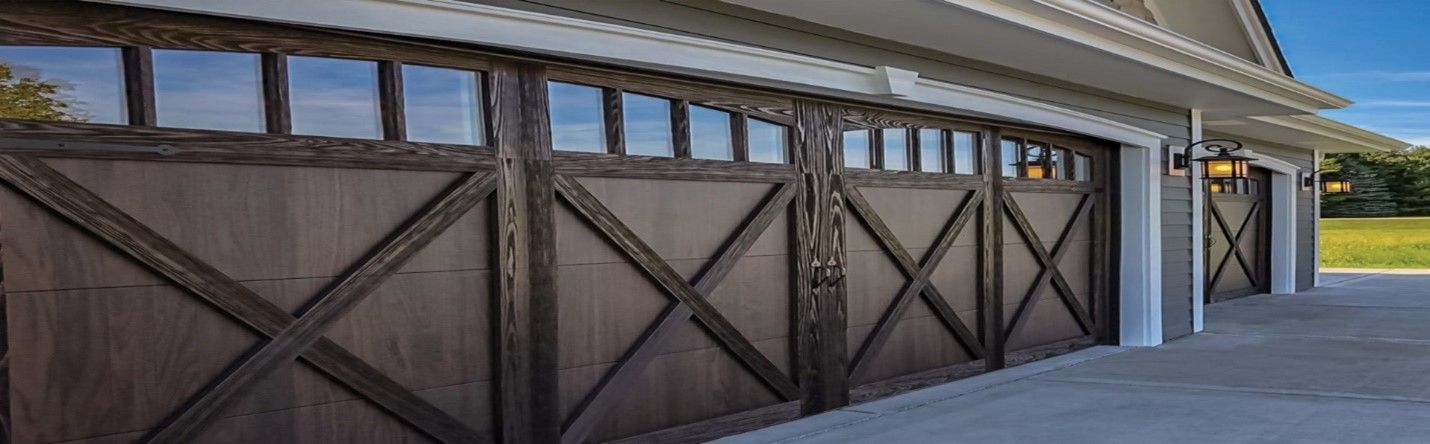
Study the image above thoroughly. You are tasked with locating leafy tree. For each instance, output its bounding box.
[0,62,85,122]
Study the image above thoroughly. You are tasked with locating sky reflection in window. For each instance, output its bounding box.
[288,56,381,139]
[748,118,788,164]
[547,81,604,152]
[153,49,263,132]
[622,92,673,157]
[0,46,126,124]
[403,65,484,145]
[844,129,870,169]
[690,104,733,160]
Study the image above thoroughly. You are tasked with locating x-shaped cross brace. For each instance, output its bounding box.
[844,186,986,382]
[1208,199,1261,293]
[1002,192,1095,340]
[552,175,800,444]
[0,155,495,444]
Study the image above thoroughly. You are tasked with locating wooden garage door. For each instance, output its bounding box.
[0,3,1119,443]
[1206,168,1272,302]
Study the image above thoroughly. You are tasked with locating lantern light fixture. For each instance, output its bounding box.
[1303,170,1352,194]
[1171,138,1254,196]
[1010,145,1052,179]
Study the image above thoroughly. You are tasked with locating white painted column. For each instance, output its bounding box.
[1313,150,1323,287]
[1189,110,1205,332]
[1269,171,1298,294]
[1120,144,1162,346]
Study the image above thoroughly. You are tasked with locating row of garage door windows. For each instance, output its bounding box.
[0,46,1090,181]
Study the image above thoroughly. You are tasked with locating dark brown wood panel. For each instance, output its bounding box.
[0,3,1121,442]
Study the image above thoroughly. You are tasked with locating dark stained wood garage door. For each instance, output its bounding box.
[0,3,1119,443]
[1206,168,1272,303]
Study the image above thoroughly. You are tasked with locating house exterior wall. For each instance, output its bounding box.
[462,0,1201,343]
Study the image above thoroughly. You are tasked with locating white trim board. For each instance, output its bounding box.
[94,0,1169,347]
[1189,110,1205,333]
[93,0,1168,150]
[1120,144,1162,347]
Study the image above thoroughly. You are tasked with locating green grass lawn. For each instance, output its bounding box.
[1321,217,1430,269]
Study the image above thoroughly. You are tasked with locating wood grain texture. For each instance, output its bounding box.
[122,46,156,127]
[553,152,795,183]
[791,100,850,415]
[843,187,985,382]
[844,170,983,190]
[0,120,495,172]
[671,100,692,159]
[1003,194,1094,339]
[262,53,292,134]
[980,126,1007,370]
[490,60,561,443]
[560,182,796,444]
[379,60,407,141]
[553,174,799,403]
[1001,192,1096,337]
[0,155,489,443]
[603,88,625,156]
[142,171,496,443]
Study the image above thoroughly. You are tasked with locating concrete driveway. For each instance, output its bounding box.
[724,270,1430,443]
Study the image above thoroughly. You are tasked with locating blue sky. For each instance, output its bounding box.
[1262,0,1430,146]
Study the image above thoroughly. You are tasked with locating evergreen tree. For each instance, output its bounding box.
[1322,154,1399,217]
[0,62,84,122]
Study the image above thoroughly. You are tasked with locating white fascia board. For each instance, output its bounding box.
[91,0,1167,149]
[943,0,1349,111]
[1229,0,1288,75]
[1249,115,1411,153]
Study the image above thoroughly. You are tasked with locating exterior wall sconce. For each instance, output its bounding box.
[1171,138,1253,186]
[1303,170,1352,194]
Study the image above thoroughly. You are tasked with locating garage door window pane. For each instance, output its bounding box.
[953,131,977,175]
[404,64,484,145]
[882,129,909,171]
[690,104,732,160]
[548,81,605,152]
[0,46,126,124]
[844,130,871,169]
[1000,138,1019,177]
[748,118,789,164]
[153,49,262,132]
[289,56,381,139]
[623,92,673,157]
[918,128,944,173]
[1075,153,1092,182]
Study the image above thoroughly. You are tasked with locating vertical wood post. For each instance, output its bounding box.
[121,46,156,127]
[980,127,1007,370]
[491,60,560,444]
[792,99,849,414]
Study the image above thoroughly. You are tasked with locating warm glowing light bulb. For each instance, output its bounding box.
[1208,182,1224,193]
[1026,165,1044,178]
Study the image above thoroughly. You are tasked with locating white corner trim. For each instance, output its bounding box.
[1120,143,1162,347]
[91,0,1168,149]
[1189,110,1205,333]
[872,66,919,97]
[1268,170,1297,294]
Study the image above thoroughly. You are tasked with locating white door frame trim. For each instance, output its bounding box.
[97,0,1170,347]
[1246,151,1300,295]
